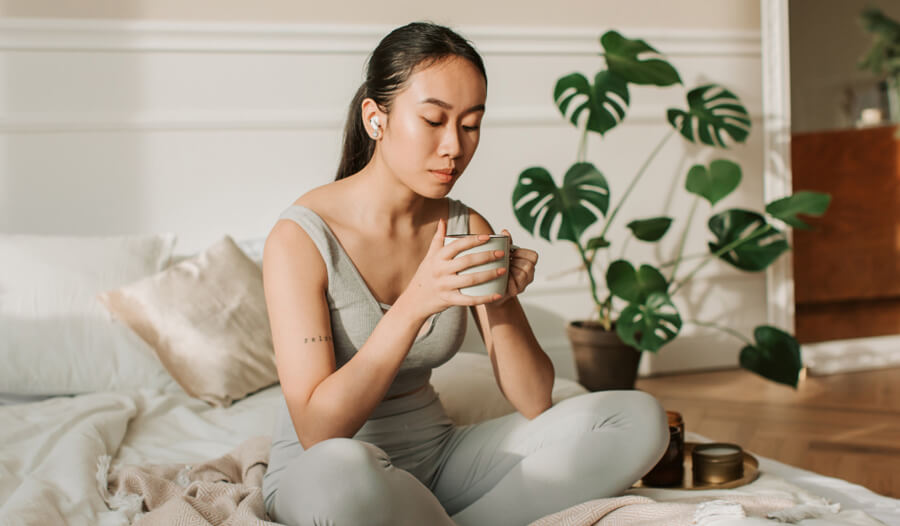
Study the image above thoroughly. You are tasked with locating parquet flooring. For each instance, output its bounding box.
[635,366,900,498]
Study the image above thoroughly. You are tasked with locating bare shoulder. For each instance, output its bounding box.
[291,182,341,213]
[264,186,340,288]
[466,205,496,236]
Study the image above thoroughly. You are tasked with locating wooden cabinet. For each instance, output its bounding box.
[791,124,900,343]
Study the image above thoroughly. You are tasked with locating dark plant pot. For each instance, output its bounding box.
[566,320,642,391]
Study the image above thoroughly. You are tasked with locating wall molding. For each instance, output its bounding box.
[0,18,761,56]
[0,106,764,134]
[0,18,762,133]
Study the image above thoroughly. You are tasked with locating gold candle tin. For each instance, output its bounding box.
[691,443,744,484]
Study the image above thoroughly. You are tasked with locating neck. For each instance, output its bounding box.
[347,156,435,236]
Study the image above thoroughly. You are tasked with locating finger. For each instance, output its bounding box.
[452,290,503,306]
[441,233,491,259]
[501,229,513,247]
[449,266,506,290]
[510,260,533,275]
[510,248,538,265]
[448,248,505,273]
[510,266,530,285]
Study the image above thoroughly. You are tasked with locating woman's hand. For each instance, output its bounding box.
[492,228,538,307]
[398,218,506,321]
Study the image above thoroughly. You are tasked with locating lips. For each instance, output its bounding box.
[430,168,457,183]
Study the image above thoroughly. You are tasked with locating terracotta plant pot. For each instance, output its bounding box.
[565,320,642,391]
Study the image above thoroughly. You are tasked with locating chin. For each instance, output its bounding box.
[420,186,453,200]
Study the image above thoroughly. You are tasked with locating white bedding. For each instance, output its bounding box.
[1,367,898,526]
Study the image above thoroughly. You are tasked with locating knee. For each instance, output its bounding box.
[579,390,668,462]
[633,391,669,456]
[305,438,394,496]
[616,391,668,463]
[272,438,395,525]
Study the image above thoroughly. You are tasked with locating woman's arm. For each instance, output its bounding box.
[264,220,432,449]
[467,209,554,419]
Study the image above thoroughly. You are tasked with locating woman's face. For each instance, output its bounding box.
[375,56,486,198]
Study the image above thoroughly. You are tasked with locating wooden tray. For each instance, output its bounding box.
[633,442,760,490]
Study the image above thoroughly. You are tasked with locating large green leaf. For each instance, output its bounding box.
[554,71,630,135]
[616,291,682,352]
[512,162,610,243]
[765,191,831,230]
[606,260,668,303]
[626,217,672,242]
[667,84,751,147]
[685,159,742,206]
[600,31,681,86]
[739,325,803,388]
[707,209,789,271]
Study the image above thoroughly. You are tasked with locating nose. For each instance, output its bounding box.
[437,124,462,159]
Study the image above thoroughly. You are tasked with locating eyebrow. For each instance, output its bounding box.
[419,98,485,114]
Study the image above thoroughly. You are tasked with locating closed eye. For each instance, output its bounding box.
[423,118,480,132]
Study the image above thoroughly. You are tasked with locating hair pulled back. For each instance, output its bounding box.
[335,21,487,181]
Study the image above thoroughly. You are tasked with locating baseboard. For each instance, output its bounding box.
[802,333,900,375]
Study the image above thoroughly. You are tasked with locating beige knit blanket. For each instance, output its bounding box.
[102,435,278,526]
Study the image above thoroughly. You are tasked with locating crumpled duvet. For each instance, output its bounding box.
[0,387,890,526]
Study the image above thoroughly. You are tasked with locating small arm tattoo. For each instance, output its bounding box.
[303,335,332,344]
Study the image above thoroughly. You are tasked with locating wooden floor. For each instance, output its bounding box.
[635,366,900,499]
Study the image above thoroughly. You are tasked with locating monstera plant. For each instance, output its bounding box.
[512,30,831,388]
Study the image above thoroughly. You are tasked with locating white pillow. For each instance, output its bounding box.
[237,237,265,267]
[0,233,179,396]
[431,351,588,426]
[170,237,265,268]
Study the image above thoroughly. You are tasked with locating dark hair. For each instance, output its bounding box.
[334,21,487,181]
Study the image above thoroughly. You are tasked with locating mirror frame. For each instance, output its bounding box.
[761,0,795,334]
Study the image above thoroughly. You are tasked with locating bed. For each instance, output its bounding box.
[1,232,898,526]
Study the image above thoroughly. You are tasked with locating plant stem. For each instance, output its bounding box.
[575,241,602,312]
[668,196,700,282]
[670,224,775,295]
[686,319,754,346]
[659,252,706,268]
[597,128,675,242]
[577,118,590,162]
[601,294,613,330]
[618,232,633,260]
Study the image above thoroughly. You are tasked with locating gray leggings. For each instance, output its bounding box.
[266,385,668,526]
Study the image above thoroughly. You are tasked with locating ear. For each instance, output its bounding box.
[361,98,386,135]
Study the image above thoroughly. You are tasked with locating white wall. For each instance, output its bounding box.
[0,0,761,29]
[0,6,766,381]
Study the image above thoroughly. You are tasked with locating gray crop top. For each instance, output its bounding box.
[262,198,471,507]
[274,197,469,395]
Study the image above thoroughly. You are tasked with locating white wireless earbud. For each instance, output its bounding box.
[370,116,380,138]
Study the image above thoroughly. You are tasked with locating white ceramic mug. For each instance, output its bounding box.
[443,234,513,297]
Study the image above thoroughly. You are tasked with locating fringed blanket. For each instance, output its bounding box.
[100,436,277,526]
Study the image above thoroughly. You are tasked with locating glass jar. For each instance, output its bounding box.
[641,410,685,487]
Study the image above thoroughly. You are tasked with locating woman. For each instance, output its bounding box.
[261,21,668,526]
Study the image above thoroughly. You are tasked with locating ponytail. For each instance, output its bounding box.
[335,83,376,181]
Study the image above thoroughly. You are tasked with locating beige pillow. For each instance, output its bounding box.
[98,236,276,407]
